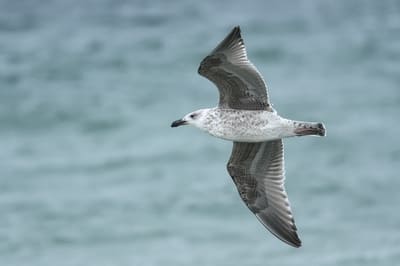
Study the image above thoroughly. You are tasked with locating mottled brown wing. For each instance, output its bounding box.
[227,140,301,247]
[198,26,271,111]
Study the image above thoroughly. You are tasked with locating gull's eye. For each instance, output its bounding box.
[190,114,196,119]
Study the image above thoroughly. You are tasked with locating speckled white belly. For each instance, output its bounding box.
[201,108,296,142]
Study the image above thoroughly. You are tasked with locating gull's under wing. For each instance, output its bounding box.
[227,140,301,247]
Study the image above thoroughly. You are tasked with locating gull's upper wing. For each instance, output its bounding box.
[198,26,271,111]
[227,140,301,247]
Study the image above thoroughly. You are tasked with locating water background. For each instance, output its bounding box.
[1,0,400,265]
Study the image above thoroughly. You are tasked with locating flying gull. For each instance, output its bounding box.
[171,26,326,248]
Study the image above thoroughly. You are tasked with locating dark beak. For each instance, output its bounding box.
[171,119,187,127]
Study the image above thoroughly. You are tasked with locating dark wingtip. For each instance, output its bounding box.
[231,25,242,39]
[211,25,243,53]
[291,235,302,248]
[255,212,302,248]
[278,229,302,248]
[282,232,302,248]
[198,25,245,77]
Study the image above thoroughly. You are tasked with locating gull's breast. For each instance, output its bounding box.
[204,109,291,142]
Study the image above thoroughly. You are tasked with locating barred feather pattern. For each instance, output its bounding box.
[198,26,272,111]
[227,140,301,247]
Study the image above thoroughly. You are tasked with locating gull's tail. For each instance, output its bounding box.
[294,122,326,137]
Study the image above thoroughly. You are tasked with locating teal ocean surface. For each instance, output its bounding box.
[1,0,400,265]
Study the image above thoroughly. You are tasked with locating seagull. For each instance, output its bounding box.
[171,26,326,248]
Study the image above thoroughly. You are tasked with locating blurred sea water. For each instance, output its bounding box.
[1,0,400,265]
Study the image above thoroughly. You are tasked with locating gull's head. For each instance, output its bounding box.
[171,109,208,128]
